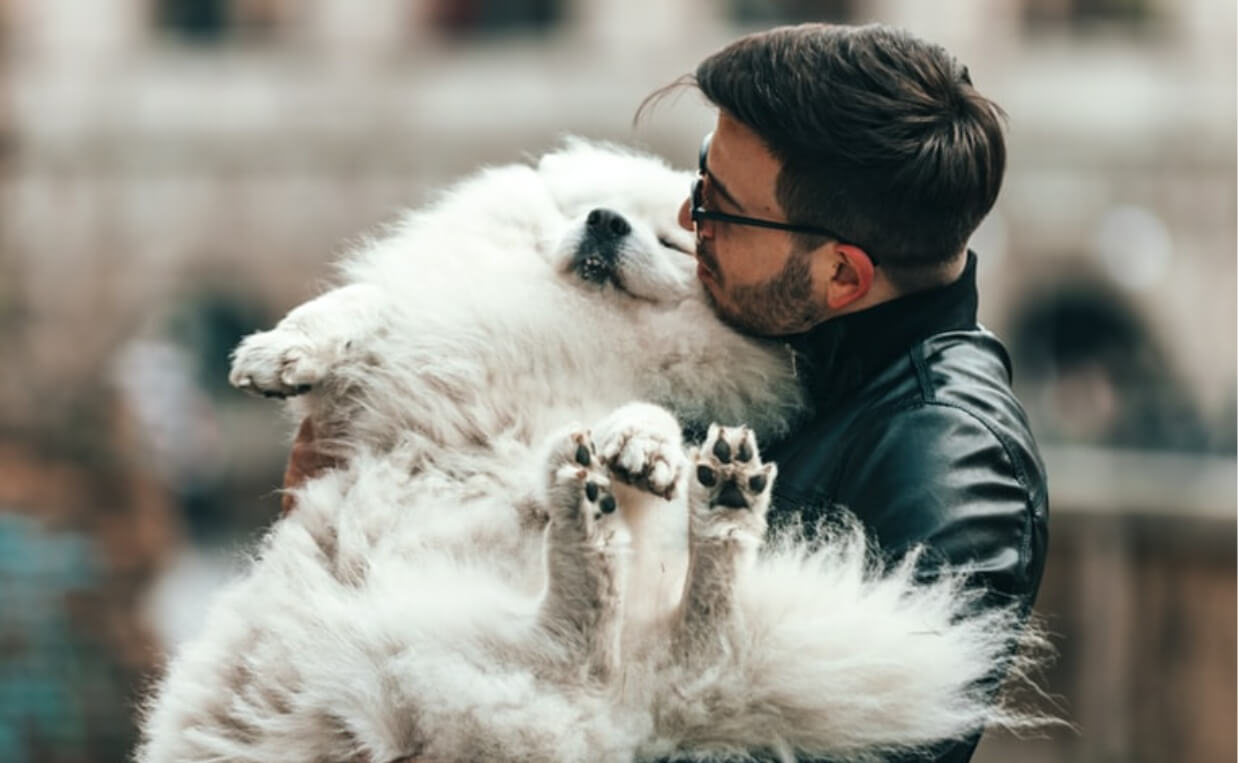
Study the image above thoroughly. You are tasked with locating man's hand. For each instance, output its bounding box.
[281,418,340,514]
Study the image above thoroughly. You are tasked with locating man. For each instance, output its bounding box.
[667,23,1049,762]
[285,23,1048,761]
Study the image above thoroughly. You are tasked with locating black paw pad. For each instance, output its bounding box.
[575,444,591,467]
[737,440,753,463]
[715,480,747,510]
[696,465,717,487]
[294,384,312,394]
[262,390,285,399]
[599,494,617,514]
[712,437,732,463]
[585,481,599,502]
[748,474,767,493]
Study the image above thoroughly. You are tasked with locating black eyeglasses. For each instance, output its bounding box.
[690,132,878,266]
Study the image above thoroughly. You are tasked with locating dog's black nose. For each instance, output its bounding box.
[586,208,631,240]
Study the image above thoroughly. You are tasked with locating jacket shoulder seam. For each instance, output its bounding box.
[919,400,1042,574]
[832,398,1040,508]
[921,400,1035,496]
[909,343,936,402]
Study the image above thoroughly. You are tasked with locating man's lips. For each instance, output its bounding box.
[695,253,719,284]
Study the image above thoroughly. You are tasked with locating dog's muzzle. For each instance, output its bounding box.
[572,208,630,285]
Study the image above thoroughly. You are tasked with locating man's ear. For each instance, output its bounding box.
[824,244,876,311]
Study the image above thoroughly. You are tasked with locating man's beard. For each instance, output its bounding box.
[702,244,828,336]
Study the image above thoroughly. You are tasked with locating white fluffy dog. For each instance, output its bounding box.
[137,141,1040,762]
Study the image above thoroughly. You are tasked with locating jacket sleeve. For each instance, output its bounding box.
[819,403,1048,763]
[828,402,1047,607]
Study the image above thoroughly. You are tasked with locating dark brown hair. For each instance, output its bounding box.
[690,24,1006,287]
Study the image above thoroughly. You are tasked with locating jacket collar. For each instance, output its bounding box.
[785,251,980,409]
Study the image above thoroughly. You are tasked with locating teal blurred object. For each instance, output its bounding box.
[0,514,134,763]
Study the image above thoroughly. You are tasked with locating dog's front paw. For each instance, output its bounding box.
[228,328,335,399]
[689,424,777,538]
[594,403,686,501]
[229,283,388,399]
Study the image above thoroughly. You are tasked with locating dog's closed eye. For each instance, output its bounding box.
[658,236,692,254]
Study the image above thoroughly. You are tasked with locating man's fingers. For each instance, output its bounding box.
[281,418,339,515]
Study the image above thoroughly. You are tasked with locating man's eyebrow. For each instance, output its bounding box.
[704,169,746,212]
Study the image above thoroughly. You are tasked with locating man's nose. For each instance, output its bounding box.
[677,197,695,233]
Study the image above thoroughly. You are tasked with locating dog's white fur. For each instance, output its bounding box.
[137,141,1040,763]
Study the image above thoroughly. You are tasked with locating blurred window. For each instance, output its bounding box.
[166,291,269,397]
[1008,281,1211,452]
[155,0,288,43]
[427,0,562,38]
[730,0,856,24]
[1023,0,1156,29]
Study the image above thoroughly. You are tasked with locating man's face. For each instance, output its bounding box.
[677,113,830,336]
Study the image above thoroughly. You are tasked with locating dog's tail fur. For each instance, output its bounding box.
[639,515,1056,761]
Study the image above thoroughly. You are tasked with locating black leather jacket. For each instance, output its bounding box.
[763,252,1049,762]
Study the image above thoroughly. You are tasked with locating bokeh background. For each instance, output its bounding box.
[0,1,1233,761]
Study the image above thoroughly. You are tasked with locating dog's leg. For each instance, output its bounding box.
[671,424,776,667]
[537,430,627,684]
[229,282,389,399]
[590,403,692,651]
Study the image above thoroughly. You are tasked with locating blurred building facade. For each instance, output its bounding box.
[0,1,1234,762]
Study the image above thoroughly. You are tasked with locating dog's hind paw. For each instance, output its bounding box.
[689,424,777,538]
[546,430,620,543]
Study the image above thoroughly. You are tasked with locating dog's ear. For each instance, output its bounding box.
[536,150,564,178]
[536,136,589,178]
[536,138,601,209]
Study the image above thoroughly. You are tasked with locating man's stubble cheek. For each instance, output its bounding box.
[728,247,826,336]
